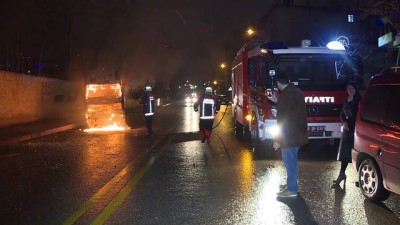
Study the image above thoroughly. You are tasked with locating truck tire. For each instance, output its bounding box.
[250,112,272,158]
[252,140,275,159]
[244,125,251,141]
[234,119,244,139]
[250,112,261,153]
[358,158,390,202]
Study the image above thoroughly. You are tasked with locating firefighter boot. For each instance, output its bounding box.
[206,130,211,144]
[201,129,207,143]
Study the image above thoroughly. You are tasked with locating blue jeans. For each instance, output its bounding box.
[282,147,300,192]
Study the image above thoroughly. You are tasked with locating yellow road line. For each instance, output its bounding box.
[90,135,174,224]
[62,138,163,225]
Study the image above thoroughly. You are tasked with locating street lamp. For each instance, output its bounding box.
[246,28,255,37]
[220,63,227,81]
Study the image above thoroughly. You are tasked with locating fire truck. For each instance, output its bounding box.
[231,39,362,156]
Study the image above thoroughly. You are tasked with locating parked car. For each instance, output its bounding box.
[352,69,400,202]
[217,94,230,105]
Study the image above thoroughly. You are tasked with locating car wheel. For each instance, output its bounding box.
[358,158,390,202]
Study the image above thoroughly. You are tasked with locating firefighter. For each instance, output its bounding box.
[194,87,220,144]
[140,85,155,136]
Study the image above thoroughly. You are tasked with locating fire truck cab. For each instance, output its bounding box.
[231,40,361,156]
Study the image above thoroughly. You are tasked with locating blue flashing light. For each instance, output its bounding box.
[326,41,345,50]
[32,63,44,69]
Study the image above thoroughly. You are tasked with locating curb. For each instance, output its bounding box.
[0,123,81,147]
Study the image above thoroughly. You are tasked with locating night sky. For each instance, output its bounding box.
[115,0,274,87]
[2,1,398,89]
[0,0,274,88]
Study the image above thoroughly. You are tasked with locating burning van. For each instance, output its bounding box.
[84,69,129,132]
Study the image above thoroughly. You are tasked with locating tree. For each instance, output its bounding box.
[362,0,400,32]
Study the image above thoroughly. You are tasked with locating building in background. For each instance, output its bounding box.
[258,2,399,86]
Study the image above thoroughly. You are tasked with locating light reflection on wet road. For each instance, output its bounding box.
[0,102,399,224]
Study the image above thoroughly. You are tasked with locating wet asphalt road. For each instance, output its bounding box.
[0,101,399,225]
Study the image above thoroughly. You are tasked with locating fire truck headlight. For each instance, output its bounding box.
[265,125,280,137]
[271,109,277,117]
[245,114,252,122]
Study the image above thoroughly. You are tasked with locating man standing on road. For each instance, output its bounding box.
[269,70,308,198]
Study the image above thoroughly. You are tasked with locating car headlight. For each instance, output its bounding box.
[185,97,191,103]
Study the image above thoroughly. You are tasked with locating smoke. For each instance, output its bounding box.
[67,0,273,90]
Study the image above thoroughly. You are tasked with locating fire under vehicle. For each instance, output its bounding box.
[231,39,362,156]
[84,69,128,131]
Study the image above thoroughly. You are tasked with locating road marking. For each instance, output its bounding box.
[62,138,163,225]
[90,134,174,224]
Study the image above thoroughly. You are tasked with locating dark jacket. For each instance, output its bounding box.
[140,92,155,116]
[337,93,361,162]
[276,83,308,148]
[340,94,361,133]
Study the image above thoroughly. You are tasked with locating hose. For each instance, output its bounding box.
[212,104,229,129]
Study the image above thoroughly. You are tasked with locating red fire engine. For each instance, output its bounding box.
[231,39,362,156]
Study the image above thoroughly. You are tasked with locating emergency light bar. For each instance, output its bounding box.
[260,41,288,50]
[272,48,347,54]
[326,41,346,50]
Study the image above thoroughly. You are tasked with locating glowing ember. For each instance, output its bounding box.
[84,103,129,132]
[84,122,126,132]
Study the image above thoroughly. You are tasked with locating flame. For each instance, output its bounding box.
[84,82,129,132]
[86,83,122,99]
[84,103,129,132]
[84,121,127,132]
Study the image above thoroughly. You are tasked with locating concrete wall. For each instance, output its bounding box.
[0,71,86,126]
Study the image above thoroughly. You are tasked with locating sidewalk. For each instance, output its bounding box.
[0,117,86,146]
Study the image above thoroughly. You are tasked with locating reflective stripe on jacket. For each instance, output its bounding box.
[194,94,219,120]
[142,95,155,116]
[200,98,215,119]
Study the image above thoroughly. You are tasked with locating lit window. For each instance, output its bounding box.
[348,15,354,23]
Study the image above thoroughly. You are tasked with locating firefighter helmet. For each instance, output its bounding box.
[144,86,152,92]
[205,87,212,94]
